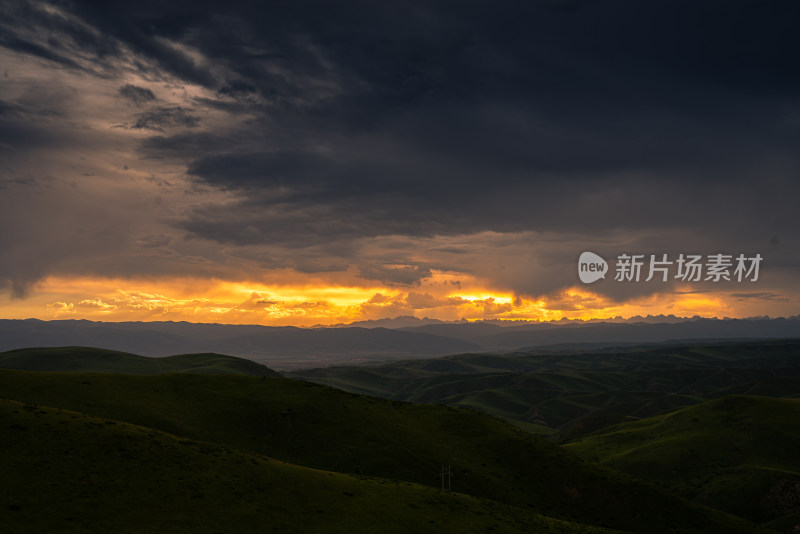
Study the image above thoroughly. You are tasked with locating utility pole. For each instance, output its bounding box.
[440,465,451,492]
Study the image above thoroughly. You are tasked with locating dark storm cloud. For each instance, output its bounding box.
[118,84,156,106]
[730,292,787,301]
[127,0,800,298]
[120,1,800,195]
[3,0,800,302]
[357,263,433,287]
[0,177,136,298]
[0,0,123,74]
[0,100,26,117]
[130,107,200,131]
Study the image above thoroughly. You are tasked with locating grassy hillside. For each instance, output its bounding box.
[564,396,800,526]
[0,398,614,534]
[290,339,800,439]
[0,346,280,376]
[0,370,763,534]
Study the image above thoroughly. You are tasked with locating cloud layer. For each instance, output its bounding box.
[0,0,798,320]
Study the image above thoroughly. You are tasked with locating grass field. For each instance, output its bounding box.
[0,368,765,533]
[2,397,618,534]
[290,339,800,440]
[565,395,800,526]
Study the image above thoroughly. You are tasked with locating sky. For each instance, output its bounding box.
[0,0,798,326]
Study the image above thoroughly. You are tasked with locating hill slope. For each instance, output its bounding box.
[0,346,281,376]
[0,370,763,534]
[1,398,612,534]
[564,396,800,527]
[290,339,800,438]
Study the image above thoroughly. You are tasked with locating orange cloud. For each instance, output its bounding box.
[0,275,793,326]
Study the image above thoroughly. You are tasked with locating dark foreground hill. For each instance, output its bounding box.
[0,346,281,376]
[0,370,762,534]
[0,397,612,534]
[564,396,800,530]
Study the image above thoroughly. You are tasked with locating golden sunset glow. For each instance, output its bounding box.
[0,275,778,327]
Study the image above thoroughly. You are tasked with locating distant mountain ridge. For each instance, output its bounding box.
[0,319,482,369]
[0,317,798,370]
[331,314,775,328]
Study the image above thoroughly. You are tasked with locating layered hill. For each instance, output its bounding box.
[564,396,800,530]
[0,369,762,533]
[1,397,611,534]
[290,339,800,439]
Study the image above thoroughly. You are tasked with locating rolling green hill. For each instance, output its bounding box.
[290,339,800,439]
[0,370,763,533]
[0,346,280,376]
[564,396,800,528]
[1,398,615,534]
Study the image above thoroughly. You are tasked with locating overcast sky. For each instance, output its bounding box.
[0,0,798,324]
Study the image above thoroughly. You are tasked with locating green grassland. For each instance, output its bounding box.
[0,346,280,376]
[0,369,764,533]
[290,339,800,440]
[564,396,800,527]
[1,398,615,534]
